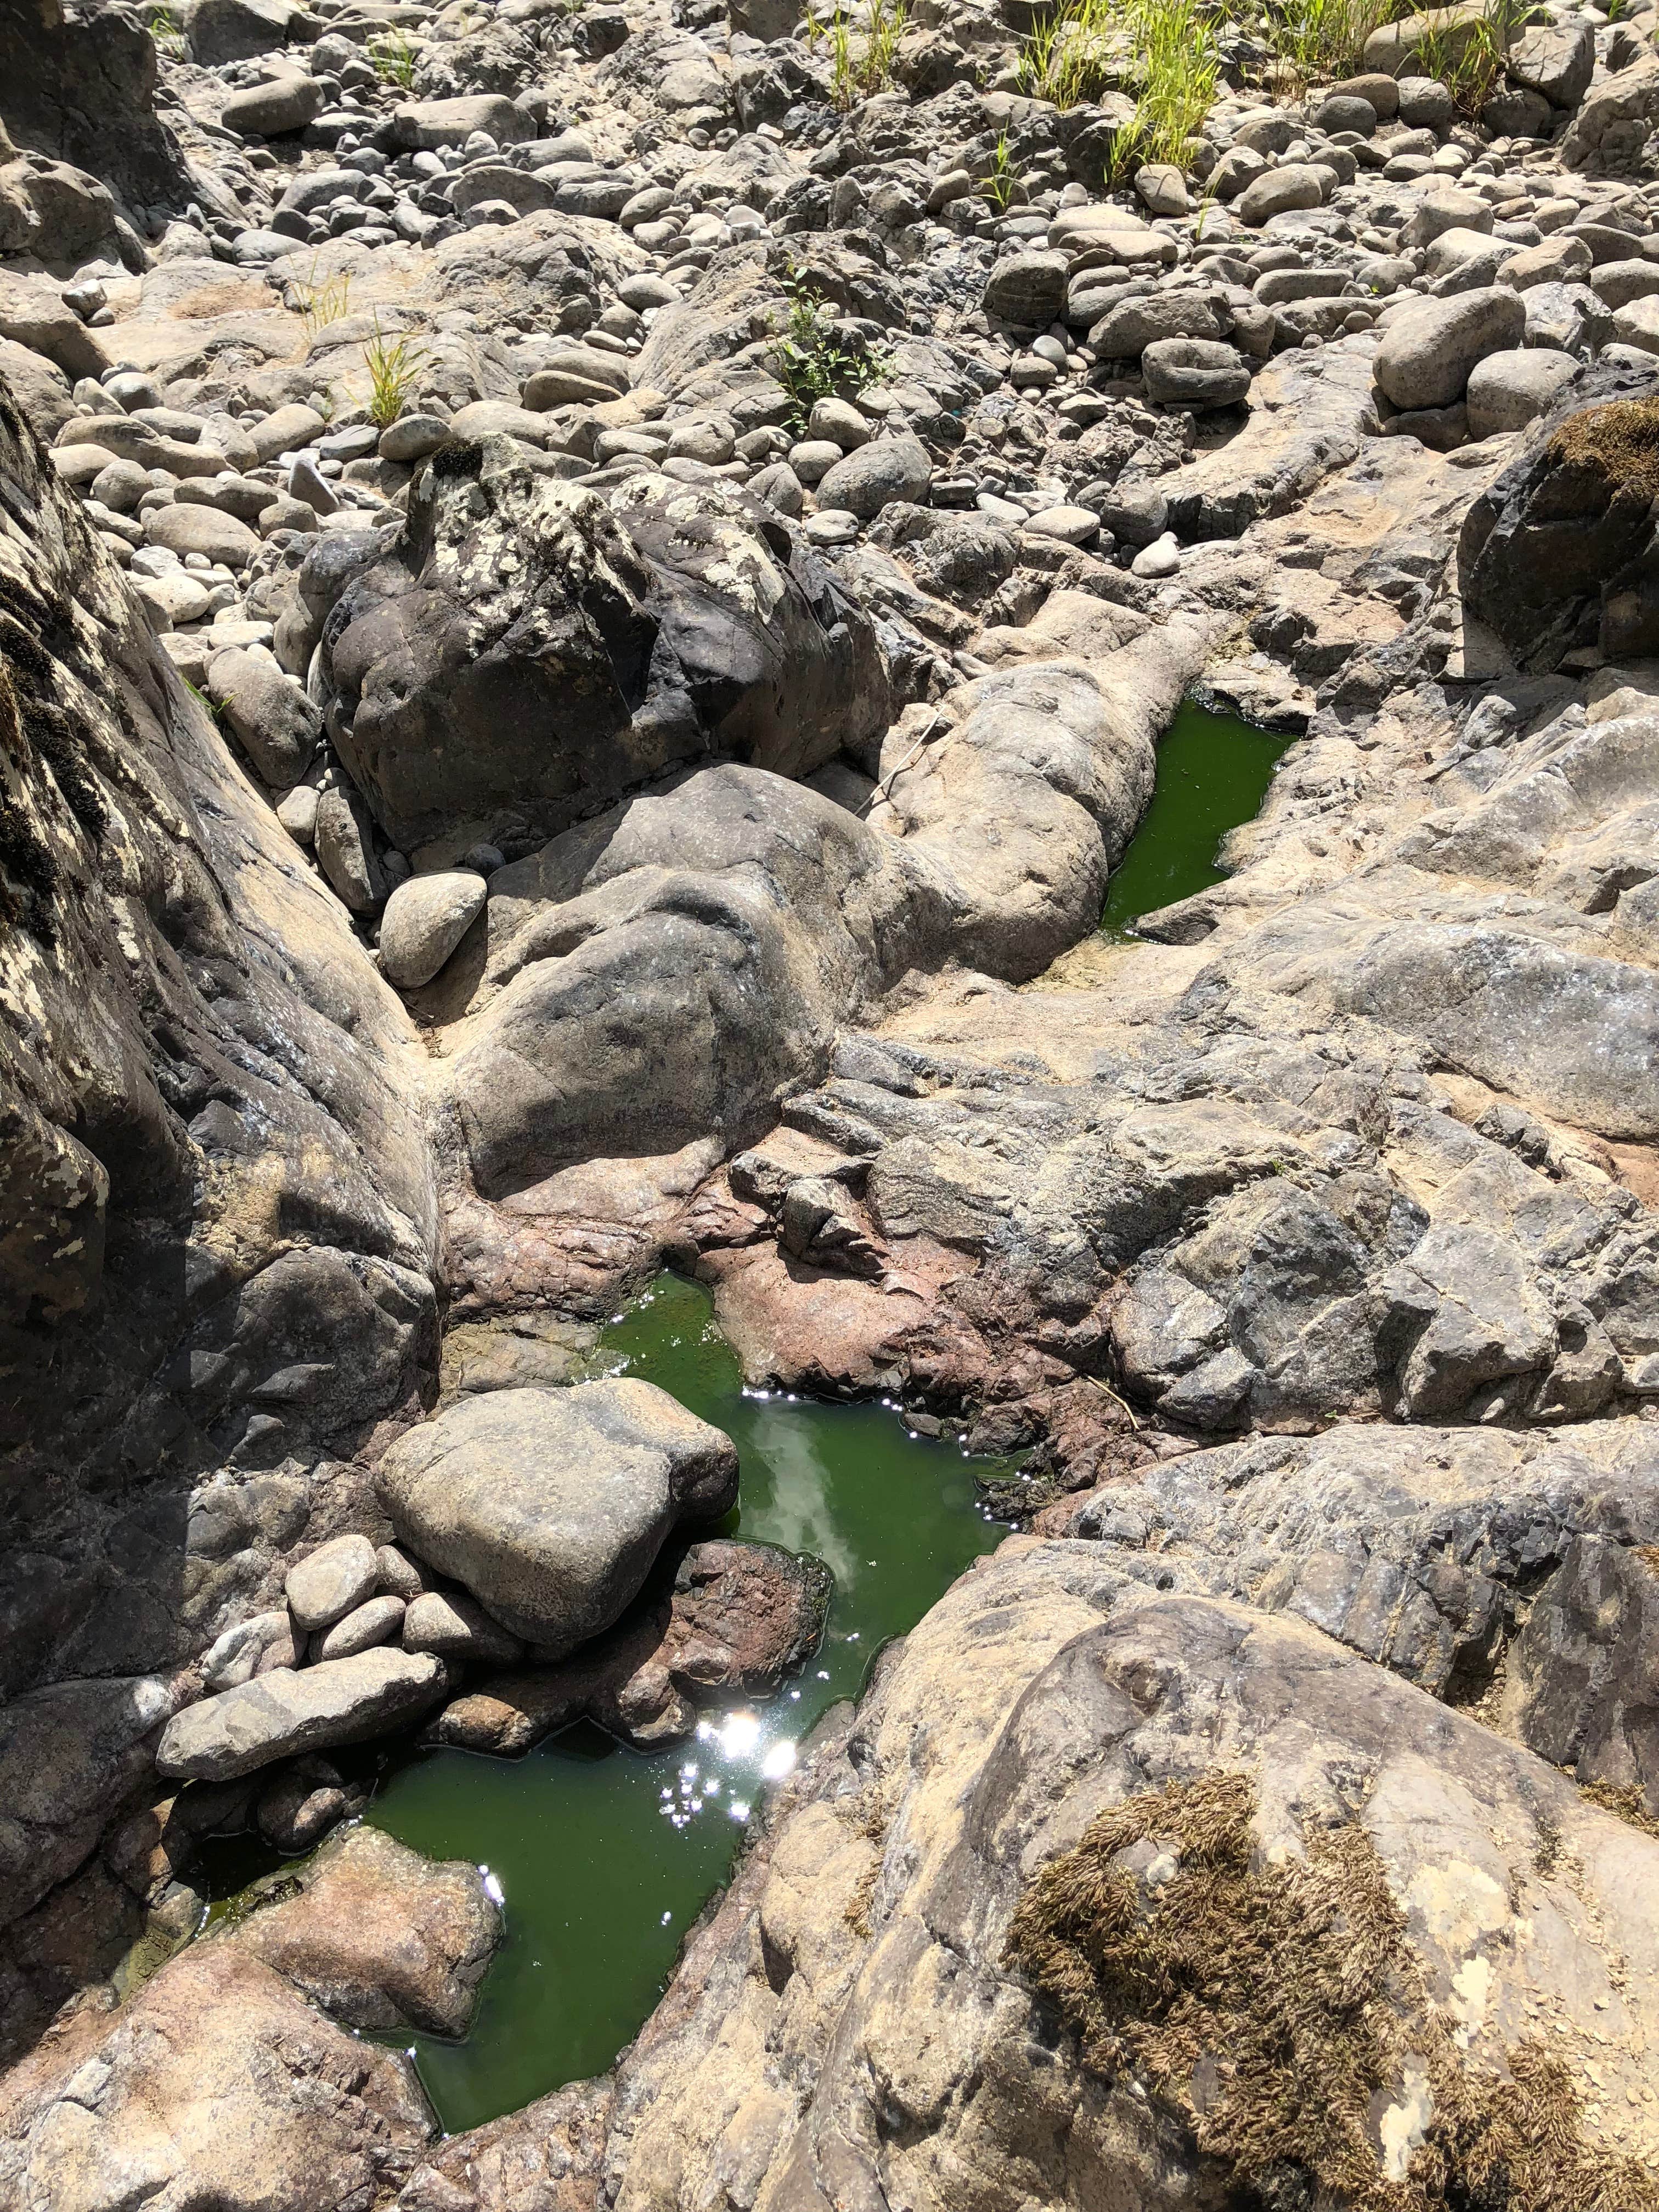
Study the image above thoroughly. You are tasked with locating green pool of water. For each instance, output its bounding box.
[1099,698,1293,937]
[362,1274,1013,2132]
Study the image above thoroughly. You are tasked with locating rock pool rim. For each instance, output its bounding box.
[1098,693,1296,940]
[195,1273,1019,2132]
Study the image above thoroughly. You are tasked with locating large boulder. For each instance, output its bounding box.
[538,1545,1659,2212]
[1505,20,1595,109]
[155,1649,450,1780]
[0,1940,432,2211]
[1037,1420,1659,1701]
[439,618,1211,1201]
[815,433,933,520]
[1502,1535,1659,1808]
[375,1379,740,1653]
[0,0,195,230]
[232,1822,501,2035]
[0,358,434,1907]
[318,437,889,852]
[1374,287,1526,412]
[1459,363,1659,668]
[0,1676,183,1926]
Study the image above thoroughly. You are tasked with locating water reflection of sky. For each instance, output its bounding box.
[742,1394,862,1591]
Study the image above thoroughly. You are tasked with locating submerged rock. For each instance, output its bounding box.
[233,1824,500,2036]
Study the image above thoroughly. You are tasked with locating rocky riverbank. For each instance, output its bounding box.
[4,0,1659,2198]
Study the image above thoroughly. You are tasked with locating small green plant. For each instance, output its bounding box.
[1015,0,1121,107]
[292,257,354,339]
[146,3,188,55]
[1109,0,1218,177]
[1257,0,1392,92]
[362,317,427,428]
[825,0,910,109]
[769,267,885,433]
[1409,1,1505,115]
[980,130,1022,213]
[367,27,419,88]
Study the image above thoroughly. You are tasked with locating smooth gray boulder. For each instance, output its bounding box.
[1465,347,1578,437]
[389,94,537,150]
[1237,162,1324,225]
[375,1379,740,1654]
[379,871,487,989]
[1506,20,1594,108]
[315,1593,406,1661]
[221,71,322,136]
[1374,286,1525,411]
[1143,337,1252,407]
[285,1532,379,1630]
[155,1649,449,1780]
[207,646,320,788]
[983,251,1068,326]
[815,433,932,519]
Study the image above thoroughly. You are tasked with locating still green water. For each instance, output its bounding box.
[363,1274,1012,2131]
[1099,698,1293,936]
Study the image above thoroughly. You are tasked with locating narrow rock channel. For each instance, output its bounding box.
[5,0,1659,2202]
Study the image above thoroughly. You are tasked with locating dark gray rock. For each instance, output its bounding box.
[1504,1536,1659,1808]
[319,437,889,852]
[815,434,933,519]
[1458,358,1659,669]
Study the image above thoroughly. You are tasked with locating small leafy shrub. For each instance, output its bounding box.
[363,318,428,428]
[768,267,886,433]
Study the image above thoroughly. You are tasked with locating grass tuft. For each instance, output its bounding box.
[815,0,909,109]
[1550,396,1659,503]
[362,317,428,429]
[292,257,354,340]
[367,27,420,88]
[1005,1771,1659,2210]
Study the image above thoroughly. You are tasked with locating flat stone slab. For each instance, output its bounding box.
[156,1648,448,1780]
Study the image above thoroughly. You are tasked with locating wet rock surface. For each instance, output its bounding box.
[4,0,1659,2193]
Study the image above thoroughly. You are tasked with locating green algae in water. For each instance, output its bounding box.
[365,1273,1013,2132]
[1099,698,1293,936]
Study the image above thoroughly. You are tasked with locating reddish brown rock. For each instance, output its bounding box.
[426,1539,832,1756]
[233,1822,500,2038]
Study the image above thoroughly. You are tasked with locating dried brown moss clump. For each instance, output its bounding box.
[1550,397,1659,504]
[1581,1778,1659,1842]
[1004,1772,1659,2211]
